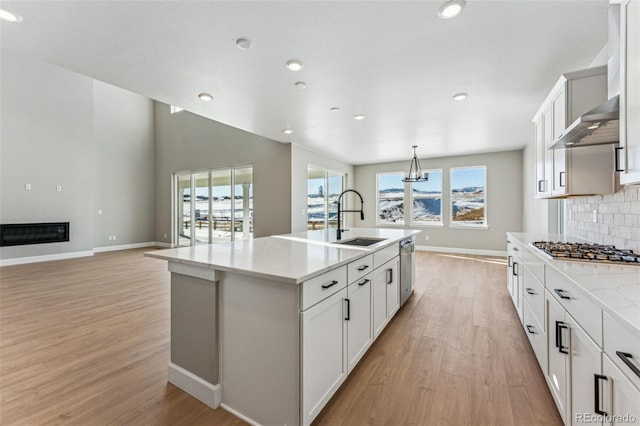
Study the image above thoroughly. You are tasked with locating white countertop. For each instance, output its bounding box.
[145,228,418,284]
[507,232,640,338]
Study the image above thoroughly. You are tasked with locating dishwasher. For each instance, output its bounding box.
[399,237,415,306]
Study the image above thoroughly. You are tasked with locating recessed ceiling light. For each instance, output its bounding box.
[330,107,341,112]
[453,92,468,101]
[236,38,252,50]
[438,0,466,19]
[0,8,23,22]
[294,81,307,89]
[285,60,304,71]
[353,114,366,121]
[283,129,294,135]
[198,93,213,101]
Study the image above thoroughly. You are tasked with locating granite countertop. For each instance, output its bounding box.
[507,232,640,338]
[145,228,419,285]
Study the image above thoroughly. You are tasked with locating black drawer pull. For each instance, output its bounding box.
[386,268,393,284]
[594,374,608,416]
[344,298,350,321]
[616,351,640,379]
[513,247,519,251]
[554,288,571,300]
[321,280,339,289]
[526,325,536,334]
[357,265,369,271]
[615,147,624,172]
[512,262,518,276]
[555,321,569,354]
[508,255,513,268]
[358,278,370,286]
[525,288,535,295]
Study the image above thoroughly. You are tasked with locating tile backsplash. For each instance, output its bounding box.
[565,185,640,252]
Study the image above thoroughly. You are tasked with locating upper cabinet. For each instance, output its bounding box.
[619,0,640,185]
[532,66,617,198]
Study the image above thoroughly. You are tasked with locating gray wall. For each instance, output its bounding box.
[0,50,155,260]
[290,144,354,232]
[153,104,292,242]
[565,185,640,252]
[355,150,523,252]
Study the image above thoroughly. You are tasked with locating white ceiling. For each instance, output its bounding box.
[0,0,608,165]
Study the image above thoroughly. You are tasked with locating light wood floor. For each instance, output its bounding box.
[0,249,562,425]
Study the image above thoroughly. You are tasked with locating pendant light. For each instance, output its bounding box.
[402,145,429,182]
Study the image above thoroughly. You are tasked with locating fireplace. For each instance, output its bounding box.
[0,222,70,247]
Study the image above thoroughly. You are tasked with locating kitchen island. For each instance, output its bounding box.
[145,228,418,426]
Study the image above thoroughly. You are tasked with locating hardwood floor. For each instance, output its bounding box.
[0,249,562,425]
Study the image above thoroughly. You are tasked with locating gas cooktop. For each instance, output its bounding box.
[531,241,640,265]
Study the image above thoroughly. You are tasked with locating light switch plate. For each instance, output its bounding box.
[25,184,31,190]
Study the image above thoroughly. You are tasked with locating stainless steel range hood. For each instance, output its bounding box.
[548,4,620,150]
[547,95,619,149]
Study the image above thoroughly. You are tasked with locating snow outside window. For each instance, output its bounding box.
[377,172,405,225]
[410,169,442,225]
[450,166,487,226]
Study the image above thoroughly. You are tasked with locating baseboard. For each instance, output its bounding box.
[0,250,94,267]
[416,245,507,257]
[153,241,172,248]
[167,362,221,409]
[220,403,262,426]
[94,241,157,253]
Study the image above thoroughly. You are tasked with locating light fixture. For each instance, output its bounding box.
[294,81,306,89]
[438,0,466,19]
[285,60,304,71]
[283,129,294,135]
[198,93,213,101]
[353,114,365,120]
[236,38,252,50]
[402,146,429,182]
[330,107,340,112]
[453,92,468,101]
[0,8,23,22]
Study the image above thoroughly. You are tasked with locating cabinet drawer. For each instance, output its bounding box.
[519,245,545,284]
[347,254,374,284]
[523,301,547,374]
[523,265,545,328]
[603,311,640,390]
[374,244,398,268]
[301,266,348,311]
[546,267,602,347]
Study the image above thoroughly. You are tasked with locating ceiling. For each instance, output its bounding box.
[0,1,608,165]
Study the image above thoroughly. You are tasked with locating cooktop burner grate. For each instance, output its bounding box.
[531,241,640,265]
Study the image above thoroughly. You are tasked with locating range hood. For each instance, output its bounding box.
[547,95,619,149]
[548,4,620,150]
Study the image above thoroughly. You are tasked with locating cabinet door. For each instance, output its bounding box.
[534,116,548,197]
[620,0,640,184]
[603,355,640,426]
[552,90,568,195]
[510,256,523,322]
[569,318,603,426]
[543,104,554,195]
[301,288,348,425]
[385,257,400,319]
[547,292,570,424]
[346,277,373,372]
[372,265,388,339]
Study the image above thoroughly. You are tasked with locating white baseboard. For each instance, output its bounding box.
[167,362,221,409]
[153,241,172,248]
[94,241,157,253]
[416,245,507,257]
[0,250,94,267]
[220,403,262,426]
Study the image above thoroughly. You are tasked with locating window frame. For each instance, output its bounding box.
[448,165,488,228]
[376,171,407,226]
[408,168,444,227]
[307,165,346,230]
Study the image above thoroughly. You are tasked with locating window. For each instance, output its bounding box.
[450,166,486,226]
[377,172,405,225]
[410,169,442,225]
[175,165,253,246]
[307,167,345,230]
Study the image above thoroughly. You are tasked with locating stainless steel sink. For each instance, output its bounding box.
[335,237,385,247]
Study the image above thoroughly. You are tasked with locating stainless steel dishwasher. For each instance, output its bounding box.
[399,238,415,306]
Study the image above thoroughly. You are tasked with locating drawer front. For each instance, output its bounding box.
[604,311,640,390]
[523,264,545,329]
[546,267,602,347]
[347,254,374,284]
[519,245,545,284]
[301,266,348,311]
[374,244,399,269]
[523,301,548,373]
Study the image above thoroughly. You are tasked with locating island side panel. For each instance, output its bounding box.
[220,271,300,426]
[170,272,219,384]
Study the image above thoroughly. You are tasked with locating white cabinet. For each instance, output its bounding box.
[507,241,524,322]
[619,0,640,185]
[372,256,399,339]
[301,288,348,425]
[346,276,373,372]
[532,66,615,198]
[603,355,640,425]
[385,257,400,319]
[547,292,570,424]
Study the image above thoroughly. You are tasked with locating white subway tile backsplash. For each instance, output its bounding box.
[566,185,640,252]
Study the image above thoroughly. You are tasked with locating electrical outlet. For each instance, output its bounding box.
[108,236,112,241]
[56,185,62,192]
[98,210,103,215]
[592,210,598,223]
[424,235,430,241]
[25,184,31,190]
[112,235,116,241]
[164,233,167,239]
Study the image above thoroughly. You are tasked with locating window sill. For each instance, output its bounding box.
[410,223,444,228]
[376,222,406,227]
[447,224,489,230]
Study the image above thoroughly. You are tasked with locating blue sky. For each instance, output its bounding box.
[378,167,485,191]
[451,167,485,190]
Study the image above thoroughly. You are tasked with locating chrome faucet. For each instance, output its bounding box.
[336,189,364,240]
